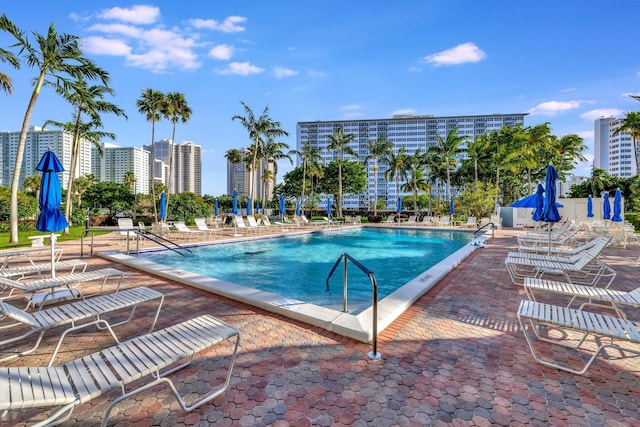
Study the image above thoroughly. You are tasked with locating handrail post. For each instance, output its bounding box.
[343,255,348,312]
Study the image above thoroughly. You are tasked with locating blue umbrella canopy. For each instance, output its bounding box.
[611,189,623,222]
[295,199,301,216]
[542,165,561,223]
[449,195,454,215]
[587,195,594,218]
[396,197,402,214]
[36,151,69,233]
[232,189,238,214]
[532,183,544,222]
[36,150,69,278]
[214,199,219,217]
[279,194,285,216]
[603,192,611,220]
[511,193,564,208]
[247,197,252,215]
[159,192,167,220]
[326,198,332,216]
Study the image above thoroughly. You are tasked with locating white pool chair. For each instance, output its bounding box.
[0,314,240,427]
[117,218,139,242]
[0,247,64,270]
[0,258,87,280]
[194,217,218,237]
[0,286,164,364]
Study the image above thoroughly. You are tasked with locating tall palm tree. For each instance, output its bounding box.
[72,175,94,212]
[163,92,192,212]
[259,138,293,202]
[124,170,137,218]
[382,147,408,206]
[614,110,640,178]
[3,15,108,242]
[232,102,289,212]
[590,168,612,197]
[292,141,322,210]
[365,135,393,215]
[136,88,166,222]
[23,175,41,197]
[432,128,468,201]
[466,134,490,184]
[224,148,244,193]
[0,15,19,95]
[54,76,126,229]
[326,127,357,217]
[401,149,428,212]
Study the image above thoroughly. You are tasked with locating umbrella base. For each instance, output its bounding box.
[27,289,81,309]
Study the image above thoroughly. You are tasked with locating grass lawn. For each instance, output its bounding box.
[0,226,110,250]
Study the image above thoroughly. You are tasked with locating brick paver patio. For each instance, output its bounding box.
[1,227,639,426]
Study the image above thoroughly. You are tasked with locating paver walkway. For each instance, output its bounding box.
[1,228,639,426]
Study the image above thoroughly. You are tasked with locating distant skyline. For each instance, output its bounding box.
[1,1,639,196]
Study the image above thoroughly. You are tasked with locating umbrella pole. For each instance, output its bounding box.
[50,232,56,278]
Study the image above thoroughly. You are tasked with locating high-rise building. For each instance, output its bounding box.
[226,147,273,199]
[144,139,202,195]
[297,113,527,209]
[92,143,150,194]
[0,126,91,190]
[593,117,637,178]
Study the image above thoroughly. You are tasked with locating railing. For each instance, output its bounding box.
[474,222,495,238]
[326,252,381,361]
[80,228,192,257]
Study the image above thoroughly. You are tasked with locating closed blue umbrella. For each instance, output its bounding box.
[296,199,301,216]
[232,189,238,214]
[542,165,561,254]
[396,197,402,214]
[214,199,219,217]
[611,189,623,222]
[279,194,285,217]
[603,192,611,220]
[247,197,252,215]
[532,183,544,222]
[327,198,332,216]
[36,150,69,278]
[256,202,260,214]
[449,195,455,215]
[159,192,167,221]
[587,195,594,218]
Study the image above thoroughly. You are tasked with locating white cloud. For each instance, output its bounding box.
[189,16,247,32]
[577,131,594,140]
[208,44,234,60]
[83,36,132,56]
[97,5,160,25]
[408,66,422,73]
[216,62,265,76]
[527,100,584,116]
[87,23,144,38]
[340,104,363,111]
[273,66,298,78]
[392,108,416,116]
[424,42,486,66]
[579,108,624,121]
[560,87,576,93]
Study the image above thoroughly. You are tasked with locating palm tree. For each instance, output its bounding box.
[224,148,244,193]
[326,127,357,217]
[72,175,94,212]
[3,15,108,243]
[136,88,166,222]
[365,135,393,215]
[23,175,41,198]
[232,102,289,213]
[466,134,490,184]
[590,168,612,197]
[124,170,137,218]
[259,138,293,202]
[382,147,408,207]
[292,141,322,211]
[54,76,126,229]
[401,149,429,212]
[163,92,192,213]
[432,128,468,201]
[614,110,640,178]
[0,15,19,95]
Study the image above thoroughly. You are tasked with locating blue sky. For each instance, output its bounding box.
[1,1,639,196]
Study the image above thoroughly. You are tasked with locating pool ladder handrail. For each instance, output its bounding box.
[326,252,381,361]
[474,222,495,238]
[81,228,192,257]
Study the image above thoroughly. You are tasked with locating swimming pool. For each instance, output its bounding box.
[138,227,475,313]
[101,226,486,342]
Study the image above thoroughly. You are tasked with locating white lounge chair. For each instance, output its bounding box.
[0,286,164,364]
[117,218,139,242]
[0,247,64,270]
[0,314,240,426]
[401,215,418,226]
[438,216,451,227]
[0,267,125,309]
[383,215,395,224]
[299,214,325,227]
[246,215,268,232]
[420,216,435,226]
[260,216,288,232]
[517,299,640,375]
[171,221,202,240]
[0,259,87,280]
[194,217,220,237]
[462,216,477,228]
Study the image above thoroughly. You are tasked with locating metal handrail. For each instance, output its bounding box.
[326,252,381,361]
[80,228,192,257]
[474,222,495,238]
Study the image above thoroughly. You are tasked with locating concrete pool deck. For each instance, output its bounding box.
[1,226,639,425]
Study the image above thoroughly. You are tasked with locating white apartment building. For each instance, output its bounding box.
[92,143,150,195]
[226,147,273,200]
[0,126,92,190]
[593,117,637,178]
[144,140,202,195]
[297,113,527,210]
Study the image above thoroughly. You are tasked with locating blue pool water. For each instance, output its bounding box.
[140,227,475,313]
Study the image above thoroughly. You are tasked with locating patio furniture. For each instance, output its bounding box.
[0,259,88,281]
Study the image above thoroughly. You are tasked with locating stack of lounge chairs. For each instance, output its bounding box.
[508,222,640,375]
[0,247,240,425]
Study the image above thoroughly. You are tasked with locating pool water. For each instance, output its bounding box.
[140,227,475,313]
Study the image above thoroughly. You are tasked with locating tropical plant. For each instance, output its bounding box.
[81,181,134,222]
[163,92,192,213]
[382,147,408,207]
[430,128,468,201]
[224,148,244,193]
[0,15,19,95]
[2,14,108,242]
[136,88,166,222]
[400,149,429,212]
[123,170,137,218]
[614,109,640,178]
[316,160,367,207]
[326,127,357,217]
[23,175,41,197]
[365,135,393,215]
[292,141,322,210]
[232,102,289,212]
[259,138,293,202]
